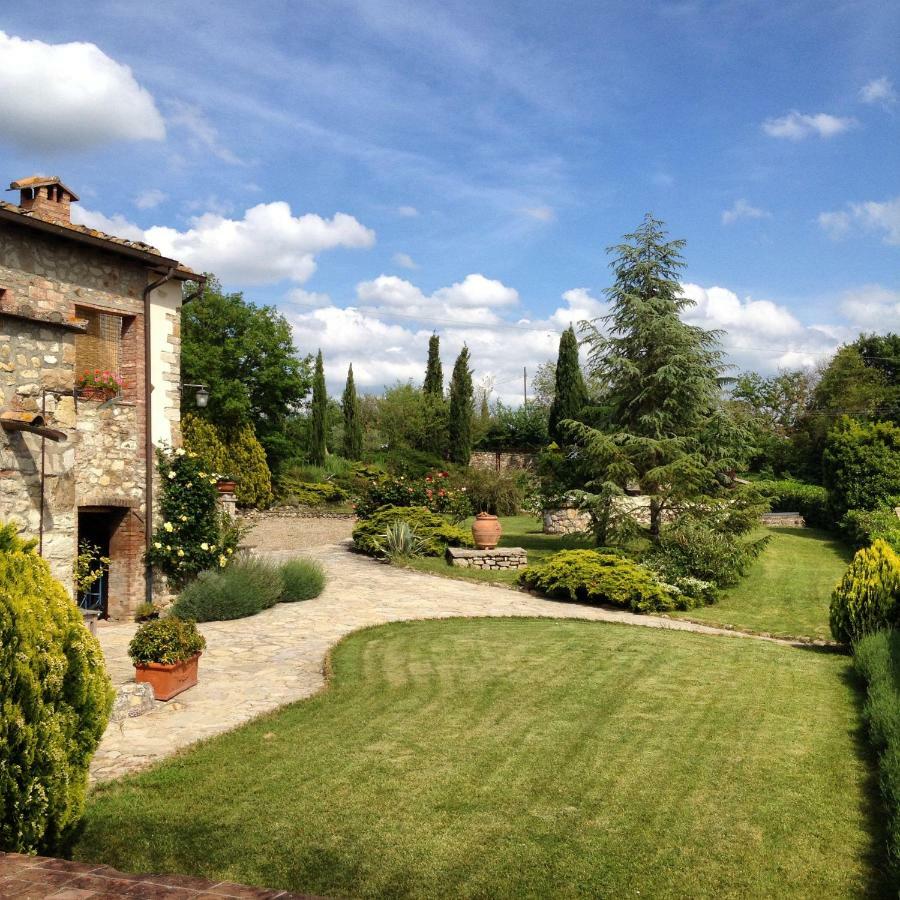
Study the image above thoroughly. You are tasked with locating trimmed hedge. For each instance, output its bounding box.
[853,629,900,880]
[829,540,900,644]
[353,506,473,557]
[753,479,830,529]
[841,508,900,553]
[518,549,685,613]
[277,476,347,506]
[280,559,326,601]
[0,523,113,854]
[172,557,284,622]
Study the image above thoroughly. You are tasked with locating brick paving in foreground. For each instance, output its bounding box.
[0,853,321,899]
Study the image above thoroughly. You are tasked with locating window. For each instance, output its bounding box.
[75,307,122,386]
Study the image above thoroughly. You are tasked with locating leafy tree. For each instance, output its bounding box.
[309,350,327,465]
[851,332,900,423]
[224,423,274,508]
[423,333,443,397]
[478,401,549,450]
[181,276,311,469]
[376,382,448,458]
[572,215,734,536]
[341,364,363,460]
[548,326,588,442]
[448,345,474,465]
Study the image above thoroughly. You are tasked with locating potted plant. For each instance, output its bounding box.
[128,616,206,701]
[216,475,237,494]
[77,369,123,401]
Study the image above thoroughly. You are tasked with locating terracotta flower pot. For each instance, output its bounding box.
[78,386,115,401]
[472,512,502,549]
[216,480,237,494]
[134,653,201,701]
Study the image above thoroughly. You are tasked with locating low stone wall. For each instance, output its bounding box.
[470,450,537,472]
[542,505,592,535]
[761,511,805,527]
[240,505,355,521]
[446,546,528,570]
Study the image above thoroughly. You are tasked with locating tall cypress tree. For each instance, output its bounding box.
[448,345,474,465]
[341,364,362,460]
[423,333,443,397]
[548,325,588,442]
[309,349,327,465]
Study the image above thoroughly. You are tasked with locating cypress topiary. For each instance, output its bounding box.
[182,412,229,473]
[830,539,900,644]
[448,345,474,465]
[224,423,274,508]
[423,333,443,397]
[548,325,588,442]
[310,349,327,465]
[341,364,363,460]
[0,522,113,853]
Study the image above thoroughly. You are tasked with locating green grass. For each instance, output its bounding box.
[77,619,887,898]
[406,514,595,585]
[671,527,852,641]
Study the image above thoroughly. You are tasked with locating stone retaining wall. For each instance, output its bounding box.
[446,546,528,570]
[470,449,537,472]
[542,505,592,535]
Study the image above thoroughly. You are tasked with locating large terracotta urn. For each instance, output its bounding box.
[472,512,502,549]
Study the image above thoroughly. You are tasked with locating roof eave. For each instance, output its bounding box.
[0,206,196,281]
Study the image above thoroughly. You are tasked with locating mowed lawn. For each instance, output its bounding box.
[77,619,888,898]
[671,527,852,641]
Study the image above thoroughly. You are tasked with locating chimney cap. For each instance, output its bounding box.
[8,175,79,201]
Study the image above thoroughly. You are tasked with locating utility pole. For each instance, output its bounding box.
[523,366,527,407]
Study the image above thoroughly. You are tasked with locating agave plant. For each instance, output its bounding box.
[376,520,425,561]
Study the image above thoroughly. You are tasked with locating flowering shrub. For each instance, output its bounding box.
[145,447,243,588]
[354,471,472,521]
[77,369,122,394]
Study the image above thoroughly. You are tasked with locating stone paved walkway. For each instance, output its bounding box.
[91,541,791,782]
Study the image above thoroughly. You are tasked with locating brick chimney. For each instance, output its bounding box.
[9,176,79,226]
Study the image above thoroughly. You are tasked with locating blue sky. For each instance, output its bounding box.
[1,0,898,400]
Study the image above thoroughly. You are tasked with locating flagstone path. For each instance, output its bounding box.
[90,537,793,783]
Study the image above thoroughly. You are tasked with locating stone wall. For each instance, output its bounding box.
[446,546,528,570]
[470,450,537,473]
[542,505,592,535]
[0,221,182,618]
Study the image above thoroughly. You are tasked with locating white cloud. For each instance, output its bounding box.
[721,199,770,225]
[0,30,165,151]
[285,288,333,309]
[71,207,146,242]
[549,288,607,329]
[392,252,418,269]
[135,189,167,210]
[145,202,375,284]
[521,205,556,222]
[818,196,900,245]
[839,284,900,330]
[680,283,839,370]
[355,272,519,326]
[167,100,242,165]
[860,76,897,106]
[397,205,419,217]
[762,110,856,140]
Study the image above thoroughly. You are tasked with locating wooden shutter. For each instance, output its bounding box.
[75,308,121,381]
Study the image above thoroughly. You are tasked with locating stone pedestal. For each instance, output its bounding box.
[446,547,527,570]
[217,489,237,519]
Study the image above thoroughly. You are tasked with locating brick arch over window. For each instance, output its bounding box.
[78,495,141,511]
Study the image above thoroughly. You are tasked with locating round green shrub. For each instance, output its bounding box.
[172,557,284,622]
[280,558,326,602]
[830,539,900,644]
[352,506,473,557]
[0,522,113,854]
[754,479,829,529]
[518,549,679,613]
[128,617,206,665]
[224,423,274,509]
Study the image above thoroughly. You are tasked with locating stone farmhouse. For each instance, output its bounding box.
[0,176,199,619]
